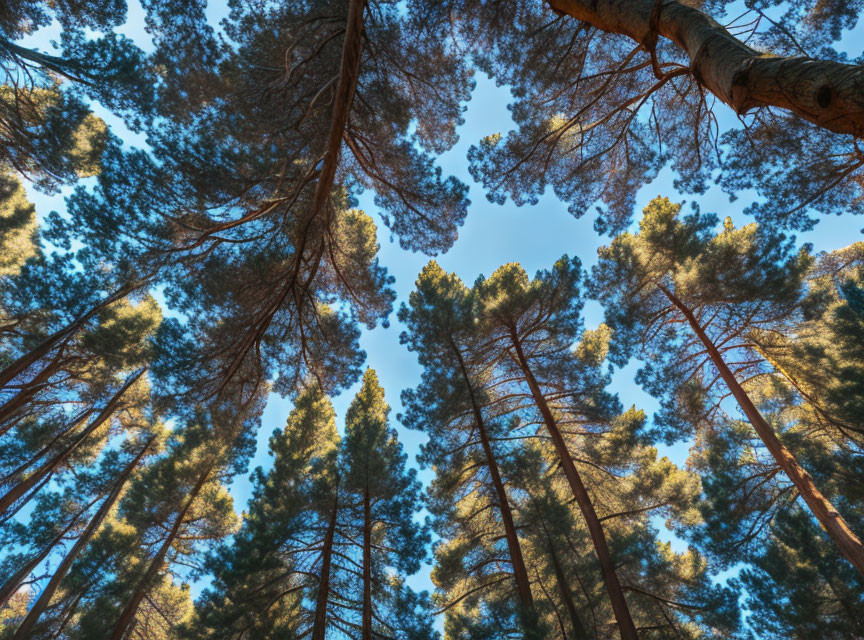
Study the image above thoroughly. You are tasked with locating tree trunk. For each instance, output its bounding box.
[362,486,373,640]
[0,368,145,515]
[312,482,339,640]
[0,501,93,610]
[541,521,589,640]
[0,358,60,428]
[547,0,864,137]
[1,408,93,484]
[509,330,638,640]
[659,285,864,577]
[216,0,366,390]
[108,459,213,640]
[449,337,535,613]
[13,436,156,640]
[0,283,134,390]
[309,0,366,220]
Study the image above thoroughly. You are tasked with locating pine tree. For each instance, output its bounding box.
[470,257,639,639]
[45,0,472,405]
[749,242,864,444]
[195,373,434,640]
[193,383,342,639]
[404,260,738,638]
[590,196,864,575]
[40,418,241,640]
[340,369,434,640]
[688,386,864,637]
[0,288,162,520]
[399,261,538,635]
[6,426,165,639]
[1,0,151,188]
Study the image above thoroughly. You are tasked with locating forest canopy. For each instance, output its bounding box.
[1,0,864,638]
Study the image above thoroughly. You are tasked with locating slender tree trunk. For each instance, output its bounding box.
[0,369,145,515]
[0,500,94,610]
[362,486,373,640]
[0,283,134,390]
[49,588,86,640]
[1,408,93,484]
[0,359,59,428]
[547,0,864,136]
[312,482,339,640]
[449,338,535,612]
[108,460,213,640]
[13,436,156,640]
[660,285,864,577]
[509,330,638,640]
[540,520,588,640]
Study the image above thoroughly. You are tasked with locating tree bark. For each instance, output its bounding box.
[449,337,535,613]
[108,459,213,640]
[509,330,638,640]
[312,482,339,640]
[309,0,366,220]
[0,283,134,390]
[12,436,156,640]
[659,285,864,577]
[0,368,145,515]
[362,485,372,640]
[547,0,864,137]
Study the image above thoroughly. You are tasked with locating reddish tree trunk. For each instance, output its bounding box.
[12,436,156,640]
[1,408,92,484]
[312,483,340,640]
[0,369,145,515]
[0,284,134,390]
[509,331,638,640]
[542,521,589,640]
[0,502,93,610]
[660,285,864,577]
[450,338,535,613]
[362,486,373,640]
[108,460,213,640]
[0,359,60,428]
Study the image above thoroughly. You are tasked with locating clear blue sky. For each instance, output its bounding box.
[19,0,864,621]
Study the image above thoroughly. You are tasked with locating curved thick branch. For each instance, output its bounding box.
[547,0,864,136]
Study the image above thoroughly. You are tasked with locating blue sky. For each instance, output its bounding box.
[18,0,864,623]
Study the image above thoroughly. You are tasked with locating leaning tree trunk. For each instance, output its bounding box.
[660,285,864,577]
[0,368,145,515]
[547,0,864,137]
[509,330,638,640]
[0,283,134,390]
[108,460,213,640]
[12,436,157,640]
[0,498,95,610]
[450,338,536,613]
[217,0,367,391]
[312,483,340,640]
[0,357,62,428]
[0,408,92,485]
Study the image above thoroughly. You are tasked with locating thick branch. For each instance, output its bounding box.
[547,0,864,136]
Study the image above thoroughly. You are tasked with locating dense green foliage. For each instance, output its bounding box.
[1,0,864,638]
